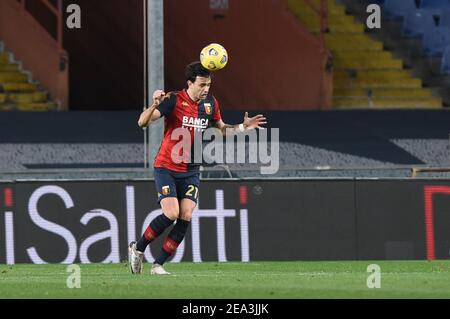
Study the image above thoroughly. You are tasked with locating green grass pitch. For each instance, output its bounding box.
[1,261,450,298]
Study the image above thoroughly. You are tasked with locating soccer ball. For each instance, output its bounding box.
[200,43,228,71]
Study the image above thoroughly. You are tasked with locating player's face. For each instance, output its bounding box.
[188,76,211,102]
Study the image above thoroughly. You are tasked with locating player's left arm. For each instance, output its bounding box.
[211,112,267,135]
[210,97,266,135]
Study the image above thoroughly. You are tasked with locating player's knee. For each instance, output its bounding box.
[180,207,195,221]
[163,207,179,220]
[160,198,180,220]
[180,201,196,221]
[180,209,194,221]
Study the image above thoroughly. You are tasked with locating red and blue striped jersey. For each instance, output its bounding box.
[154,89,222,172]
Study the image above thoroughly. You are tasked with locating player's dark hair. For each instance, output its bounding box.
[185,62,211,83]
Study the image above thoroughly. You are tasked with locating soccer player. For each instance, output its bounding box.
[128,61,266,275]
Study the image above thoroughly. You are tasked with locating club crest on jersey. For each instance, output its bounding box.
[162,186,170,195]
[204,103,212,115]
[182,101,189,107]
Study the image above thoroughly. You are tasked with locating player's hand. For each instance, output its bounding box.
[152,89,167,106]
[243,112,267,130]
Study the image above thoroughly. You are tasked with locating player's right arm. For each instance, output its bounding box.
[138,90,176,128]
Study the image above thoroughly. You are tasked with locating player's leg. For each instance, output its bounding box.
[129,198,179,274]
[129,168,179,274]
[153,198,195,266]
[136,197,179,252]
[152,175,199,274]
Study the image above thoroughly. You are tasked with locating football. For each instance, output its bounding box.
[200,43,228,71]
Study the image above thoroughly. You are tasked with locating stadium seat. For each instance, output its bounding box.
[1,83,38,92]
[333,97,442,109]
[325,34,384,51]
[402,9,438,37]
[440,8,450,25]
[441,44,450,73]
[422,26,450,56]
[383,0,418,19]
[289,0,442,109]
[420,0,450,8]
[0,41,56,111]
[8,92,47,103]
[17,102,55,111]
[0,63,18,72]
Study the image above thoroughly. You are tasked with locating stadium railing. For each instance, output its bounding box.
[2,164,450,181]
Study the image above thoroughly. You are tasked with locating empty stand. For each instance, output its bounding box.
[402,9,439,37]
[341,0,450,106]
[0,0,68,111]
[421,0,450,9]
[288,0,442,109]
[383,0,417,18]
[423,26,450,56]
[0,44,56,111]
